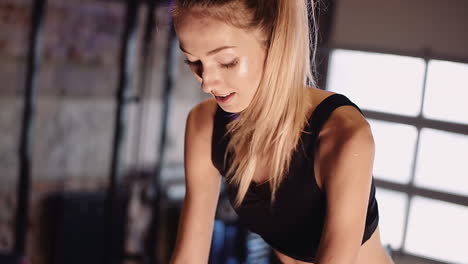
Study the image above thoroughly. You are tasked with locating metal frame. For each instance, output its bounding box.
[103,0,141,263]
[13,0,47,259]
[145,19,179,264]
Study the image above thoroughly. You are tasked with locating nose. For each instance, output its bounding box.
[201,80,213,94]
[200,69,219,94]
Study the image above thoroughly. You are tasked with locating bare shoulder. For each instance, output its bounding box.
[312,90,374,188]
[186,97,218,139]
[184,97,220,178]
[184,96,220,189]
[319,106,373,156]
[327,106,369,132]
[310,89,371,142]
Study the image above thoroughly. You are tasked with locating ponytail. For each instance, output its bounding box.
[172,0,319,208]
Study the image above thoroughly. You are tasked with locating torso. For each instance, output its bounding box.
[205,87,394,264]
[273,226,394,264]
[251,88,333,188]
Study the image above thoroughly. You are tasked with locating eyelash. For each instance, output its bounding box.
[183,59,239,69]
[221,59,239,69]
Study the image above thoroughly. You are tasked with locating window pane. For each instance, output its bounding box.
[375,188,407,250]
[406,196,468,264]
[369,119,417,183]
[414,128,468,196]
[327,49,426,116]
[423,60,468,125]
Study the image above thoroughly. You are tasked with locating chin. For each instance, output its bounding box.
[218,98,248,114]
[221,106,239,114]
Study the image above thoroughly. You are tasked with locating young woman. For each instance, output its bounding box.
[169,0,395,263]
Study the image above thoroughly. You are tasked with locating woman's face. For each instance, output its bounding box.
[175,11,267,113]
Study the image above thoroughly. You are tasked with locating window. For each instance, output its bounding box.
[375,188,407,249]
[327,49,425,116]
[327,49,468,264]
[423,60,468,125]
[368,119,417,184]
[415,128,468,196]
[406,197,468,264]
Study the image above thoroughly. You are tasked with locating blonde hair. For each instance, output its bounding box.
[172,0,318,208]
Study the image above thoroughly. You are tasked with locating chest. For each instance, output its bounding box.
[251,145,324,191]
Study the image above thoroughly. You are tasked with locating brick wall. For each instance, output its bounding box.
[0,0,203,261]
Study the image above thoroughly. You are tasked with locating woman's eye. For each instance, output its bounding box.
[183,58,238,70]
[184,59,199,67]
[221,59,239,69]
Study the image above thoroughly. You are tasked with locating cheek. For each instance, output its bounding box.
[238,59,250,78]
[236,59,263,87]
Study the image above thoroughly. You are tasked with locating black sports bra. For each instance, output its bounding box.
[211,93,379,262]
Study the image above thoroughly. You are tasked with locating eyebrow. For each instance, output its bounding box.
[179,45,236,56]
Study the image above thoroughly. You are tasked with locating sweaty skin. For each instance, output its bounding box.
[175,11,267,113]
[174,10,395,264]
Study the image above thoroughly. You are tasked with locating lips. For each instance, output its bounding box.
[214,92,233,98]
[215,92,235,103]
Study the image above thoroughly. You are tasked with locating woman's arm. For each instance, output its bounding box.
[170,100,221,264]
[314,106,376,264]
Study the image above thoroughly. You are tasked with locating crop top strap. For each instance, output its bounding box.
[307,93,364,146]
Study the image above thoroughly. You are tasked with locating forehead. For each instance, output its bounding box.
[175,13,251,55]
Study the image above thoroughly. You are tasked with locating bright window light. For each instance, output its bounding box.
[375,188,407,250]
[414,128,468,196]
[327,49,425,116]
[423,60,468,125]
[406,197,468,264]
[368,119,417,184]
